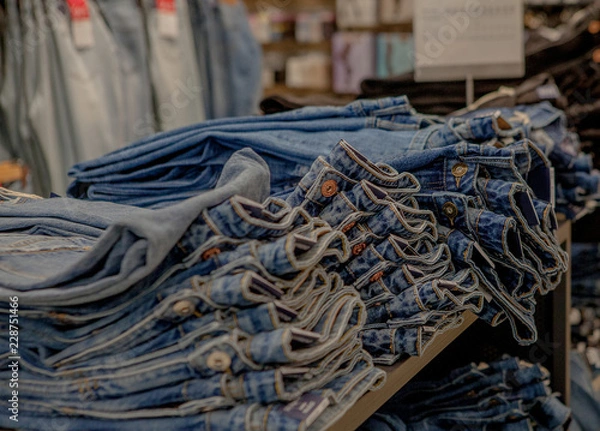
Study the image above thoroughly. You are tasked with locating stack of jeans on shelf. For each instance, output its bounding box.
[283,136,566,364]
[0,149,386,431]
[0,96,570,428]
[358,356,571,431]
[65,96,568,346]
[285,141,485,364]
[456,101,600,219]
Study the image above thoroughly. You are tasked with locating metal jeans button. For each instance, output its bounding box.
[173,300,195,317]
[321,180,338,198]
[207,351,231,372]
[201,247,221,261]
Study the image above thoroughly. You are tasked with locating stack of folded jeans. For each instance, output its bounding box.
[0,150,388,430]
[284,139,566,357]
[358,356,572,431]
[0,96,570,428]
[65,96,569,346]
[284,141,486,364]
[456,101,600,218]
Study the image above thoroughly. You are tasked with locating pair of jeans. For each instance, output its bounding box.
[187,0,261,118]
[140,0,206,132]
[0,148,270,307]
[46,0,122,177]
[93,0,155,143]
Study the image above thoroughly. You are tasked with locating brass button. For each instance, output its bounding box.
[207,351,231,372]
[594,49,600,64]
[352,243,367,256]
[369,271,384,283]
[442,202,458,219]
[590,20,600,34]
[201,247,221,261]
[321,180,338,198]
[467,390,477,398]
[341,222,356,233]
[451,163,468,178]
[173,300,195,317]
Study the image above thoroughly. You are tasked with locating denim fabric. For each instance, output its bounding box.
[368,356,570,431]
[570,351,600,431]
[0,360,385,431]
[214,0,262,117]
[140,0,206,131]
[0,194,151,238]
[361,312,466,364]
[8,292,364,399]
[284,140,566,350]
[93,0,155,143]
[0,148,270,306]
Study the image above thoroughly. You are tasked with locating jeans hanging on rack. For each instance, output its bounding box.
[140,0,206,132]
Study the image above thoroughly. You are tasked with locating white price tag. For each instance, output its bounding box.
[66,0,95,49]
[156,0,178,39]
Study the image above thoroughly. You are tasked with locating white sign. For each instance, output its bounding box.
[414,0,524,82]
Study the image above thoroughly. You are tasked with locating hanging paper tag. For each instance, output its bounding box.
[156,0,178,39]
[66,0,94,49]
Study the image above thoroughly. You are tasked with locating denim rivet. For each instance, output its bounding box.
[352,243,367,256]
[321,180,338,198]
[341,222,356,233]
[451,163,468,178]
[369,271,384,283]
[201,247,221,261]
[173,300,195,317]
[207,351,231,371]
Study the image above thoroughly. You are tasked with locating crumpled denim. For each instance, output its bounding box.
[0,148,270,306]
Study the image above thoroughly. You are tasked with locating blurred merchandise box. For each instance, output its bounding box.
[336,0,378,28]
[286,53,332,90]
[380,0,414,24]
[332,32,376,93]
[376,33,414,78]
[295,11,336,43]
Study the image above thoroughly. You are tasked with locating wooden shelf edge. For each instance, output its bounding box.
[556,220,572,245]
[326,311,479,431]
